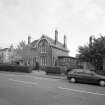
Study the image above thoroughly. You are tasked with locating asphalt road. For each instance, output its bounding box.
[0,72,105,105]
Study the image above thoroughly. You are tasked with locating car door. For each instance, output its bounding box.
[86,72,99,84]
[81,72,98,84]
[75,72,93,83]
[74,72,86,82]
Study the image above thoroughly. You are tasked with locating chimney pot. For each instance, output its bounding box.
[55,29,58,44]
[64,35,67,48]
[28,36,31,44]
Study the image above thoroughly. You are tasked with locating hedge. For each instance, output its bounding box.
[45,66,61,74]
[95,70,105,76]
[0,63,32,73]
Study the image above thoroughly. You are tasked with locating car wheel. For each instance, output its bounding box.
[99,80,105,86]
[70,78,76,83]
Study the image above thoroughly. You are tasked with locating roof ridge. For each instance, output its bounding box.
[30,35,69,51]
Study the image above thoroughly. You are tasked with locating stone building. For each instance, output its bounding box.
[0,48,10,63]
[0,48,14,63]
[57,56,83,71]
[22,30,69,69]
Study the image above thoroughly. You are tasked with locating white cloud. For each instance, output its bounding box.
[0,0,105,56]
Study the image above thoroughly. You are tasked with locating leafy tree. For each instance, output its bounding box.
[77,35,105,70]
[16,40,27,57]
[17,40,26,50]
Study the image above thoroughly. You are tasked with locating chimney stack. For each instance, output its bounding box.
[55,29,58,44]
[89,35,94,47]
[28,36,31,44]
[64,35,67,48]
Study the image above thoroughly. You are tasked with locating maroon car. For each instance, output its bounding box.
[67,69,105,86]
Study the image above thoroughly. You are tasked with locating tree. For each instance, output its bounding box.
[14,40,27,64]
[77,35,105,70]
[17,40,26,50]
[16,40,27,56]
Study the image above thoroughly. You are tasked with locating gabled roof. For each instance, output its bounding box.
[43,35,69,51]
[31,40,39,46]
[30,35,69,52]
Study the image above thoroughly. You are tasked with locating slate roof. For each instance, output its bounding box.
[44,35,69,51]
[31,40,39,46]
[30,35,69,52]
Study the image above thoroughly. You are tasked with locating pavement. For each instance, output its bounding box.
[0,70,66,80]
[31,70,66,79]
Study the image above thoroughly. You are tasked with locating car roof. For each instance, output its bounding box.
[72,69,94,73]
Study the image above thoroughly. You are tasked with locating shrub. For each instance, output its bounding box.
[0,63,32,73]
[95,70,105,76]
[45,66,61,74]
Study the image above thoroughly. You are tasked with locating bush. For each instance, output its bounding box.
[0,63,32,73]
[95,70,105,76]
[45,66,61,74]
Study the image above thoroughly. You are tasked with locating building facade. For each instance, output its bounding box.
[0,48,14,63]
[22,30,69,69]
[0,48,9,63]
[0,46,21,64]
[57,56,83,71]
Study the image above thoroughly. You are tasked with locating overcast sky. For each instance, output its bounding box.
[0,0,105,56]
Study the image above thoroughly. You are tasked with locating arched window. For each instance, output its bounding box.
[38,39,48,53]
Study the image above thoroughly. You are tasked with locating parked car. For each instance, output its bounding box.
[67,69,105,86]
[65,68,72,75]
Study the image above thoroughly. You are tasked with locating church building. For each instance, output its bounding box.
[22,30,69,69]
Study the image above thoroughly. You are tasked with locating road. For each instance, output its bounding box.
[0,72,105,105]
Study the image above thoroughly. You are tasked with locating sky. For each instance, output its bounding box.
[0,0,105,57]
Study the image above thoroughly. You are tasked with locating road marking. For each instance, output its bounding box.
[9,78,38,85]
[58,86,105,96]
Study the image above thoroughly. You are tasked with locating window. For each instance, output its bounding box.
[33,57,36,66]
[39,44,47,53]
[69,58,71,62]
[44,58,47,66]
[82,72,92,76]
[53,56,55,65]
[41,47,47,53]
[40,58,42,66]
[40,57,47,66]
